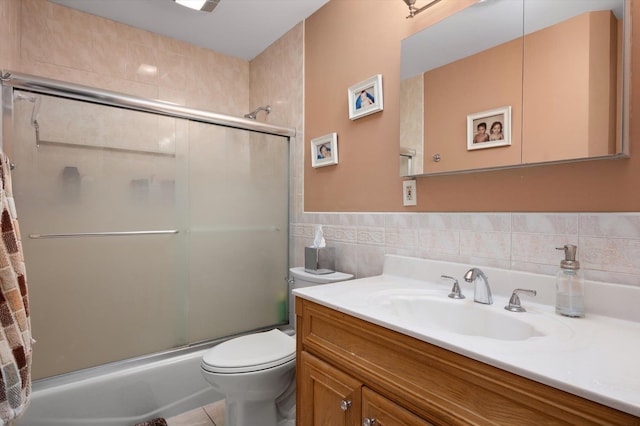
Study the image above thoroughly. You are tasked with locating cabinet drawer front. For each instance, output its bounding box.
[363,387,434,426]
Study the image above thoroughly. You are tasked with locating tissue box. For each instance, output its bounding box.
[304,246,335,274]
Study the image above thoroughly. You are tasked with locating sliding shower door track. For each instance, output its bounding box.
[28,230,180,239]
[1,71,296,137]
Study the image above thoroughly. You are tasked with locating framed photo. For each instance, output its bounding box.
[348,74,384,120]
[402,180,417,206]
[467,106,511,151]
[311,133,338,168]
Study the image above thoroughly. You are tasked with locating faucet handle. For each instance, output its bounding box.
[505,289,537,312]
[441,275,465,299]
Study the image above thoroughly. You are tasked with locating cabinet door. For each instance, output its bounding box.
[362,387,434,426]
[299,351,362,426]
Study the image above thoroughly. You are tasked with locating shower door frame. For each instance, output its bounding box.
[0,71,296,142]
[1,70,296,377]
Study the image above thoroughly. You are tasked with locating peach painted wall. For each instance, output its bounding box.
[523,11,618,163]
[423,38,523,173]
[422,11,617,172]
[304,0,476,212]
[305,0,640,212]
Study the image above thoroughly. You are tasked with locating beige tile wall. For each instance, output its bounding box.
[0,0,20,70]
[291,213,640,286]
[248,23,304,216]
[399,75,424,175]
[14,0,249,115]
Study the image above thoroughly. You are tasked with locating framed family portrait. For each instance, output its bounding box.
[348,74,384,120]
[467,106,511,151]
[311,133,338,168]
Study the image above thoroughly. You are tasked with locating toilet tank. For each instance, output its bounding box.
[288,267,353,327]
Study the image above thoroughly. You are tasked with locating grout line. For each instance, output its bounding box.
[203,407,217,426]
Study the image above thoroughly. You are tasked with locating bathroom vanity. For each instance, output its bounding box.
[294,255,640,425]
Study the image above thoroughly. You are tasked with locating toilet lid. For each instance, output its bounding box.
[202,329,295,374]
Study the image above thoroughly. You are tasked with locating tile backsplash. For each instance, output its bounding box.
[291,212,640,287]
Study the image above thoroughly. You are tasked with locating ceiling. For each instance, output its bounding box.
[48,0,330,61]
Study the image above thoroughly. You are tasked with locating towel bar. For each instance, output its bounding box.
[28,230,179,239]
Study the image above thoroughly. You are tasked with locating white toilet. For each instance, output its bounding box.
[200,267,353,426]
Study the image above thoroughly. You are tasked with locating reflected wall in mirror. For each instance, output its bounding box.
[399,0,628,176]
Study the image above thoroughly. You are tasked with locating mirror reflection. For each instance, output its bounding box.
[400,0,627,176]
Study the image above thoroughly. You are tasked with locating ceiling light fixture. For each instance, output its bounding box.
[403,0,443,18]
[173,0,220,13]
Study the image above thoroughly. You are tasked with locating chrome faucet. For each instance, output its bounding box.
[463,268,493,305]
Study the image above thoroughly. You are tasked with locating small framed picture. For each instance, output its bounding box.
[348,74,384,120]
[467,106,511,151]
[311,133,338,168]
[402,180,417,206]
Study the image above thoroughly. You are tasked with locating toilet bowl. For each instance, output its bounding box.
[201,329,296,426]
[200,267,353,426]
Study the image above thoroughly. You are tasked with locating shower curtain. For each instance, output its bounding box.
[0,153,31,424]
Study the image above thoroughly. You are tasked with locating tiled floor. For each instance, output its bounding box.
[166,400,225,426]
[164,399,296,426]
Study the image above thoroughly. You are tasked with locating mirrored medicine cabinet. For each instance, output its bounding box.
[399,0,629,177]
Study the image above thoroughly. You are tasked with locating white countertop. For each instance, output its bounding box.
[293,255,640,417]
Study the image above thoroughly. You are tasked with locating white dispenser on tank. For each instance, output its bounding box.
[555,244,585,317]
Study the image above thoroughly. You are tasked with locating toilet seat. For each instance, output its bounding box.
[202,329,295,374]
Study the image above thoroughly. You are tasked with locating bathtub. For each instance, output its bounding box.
[16,343,223,426]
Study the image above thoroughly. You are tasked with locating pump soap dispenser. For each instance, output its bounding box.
[555,244,585,317]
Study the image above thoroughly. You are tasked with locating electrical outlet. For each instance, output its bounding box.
[402,180,417,206]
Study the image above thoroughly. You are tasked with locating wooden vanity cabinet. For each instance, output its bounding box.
[296,298,639,425]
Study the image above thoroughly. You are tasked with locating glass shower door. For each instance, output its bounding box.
[11,92,185,379]
[9,91,289,379]
[185,121,289,342]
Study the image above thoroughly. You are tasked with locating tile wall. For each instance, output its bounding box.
[11,0,249,115]
[290,213,640,286]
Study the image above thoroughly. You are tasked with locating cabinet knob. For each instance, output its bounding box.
[340,399,352,411]
[432,153,441,162]
[363,418,377,426]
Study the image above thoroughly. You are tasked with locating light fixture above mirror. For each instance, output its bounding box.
[403,0,443,18]
[173,0,220,12]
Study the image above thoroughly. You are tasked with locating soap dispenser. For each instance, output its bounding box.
[555,244,585,317]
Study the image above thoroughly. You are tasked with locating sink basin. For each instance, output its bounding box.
[389,296,544,341]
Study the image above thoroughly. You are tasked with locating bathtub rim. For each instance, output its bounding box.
[32,324,294,392]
